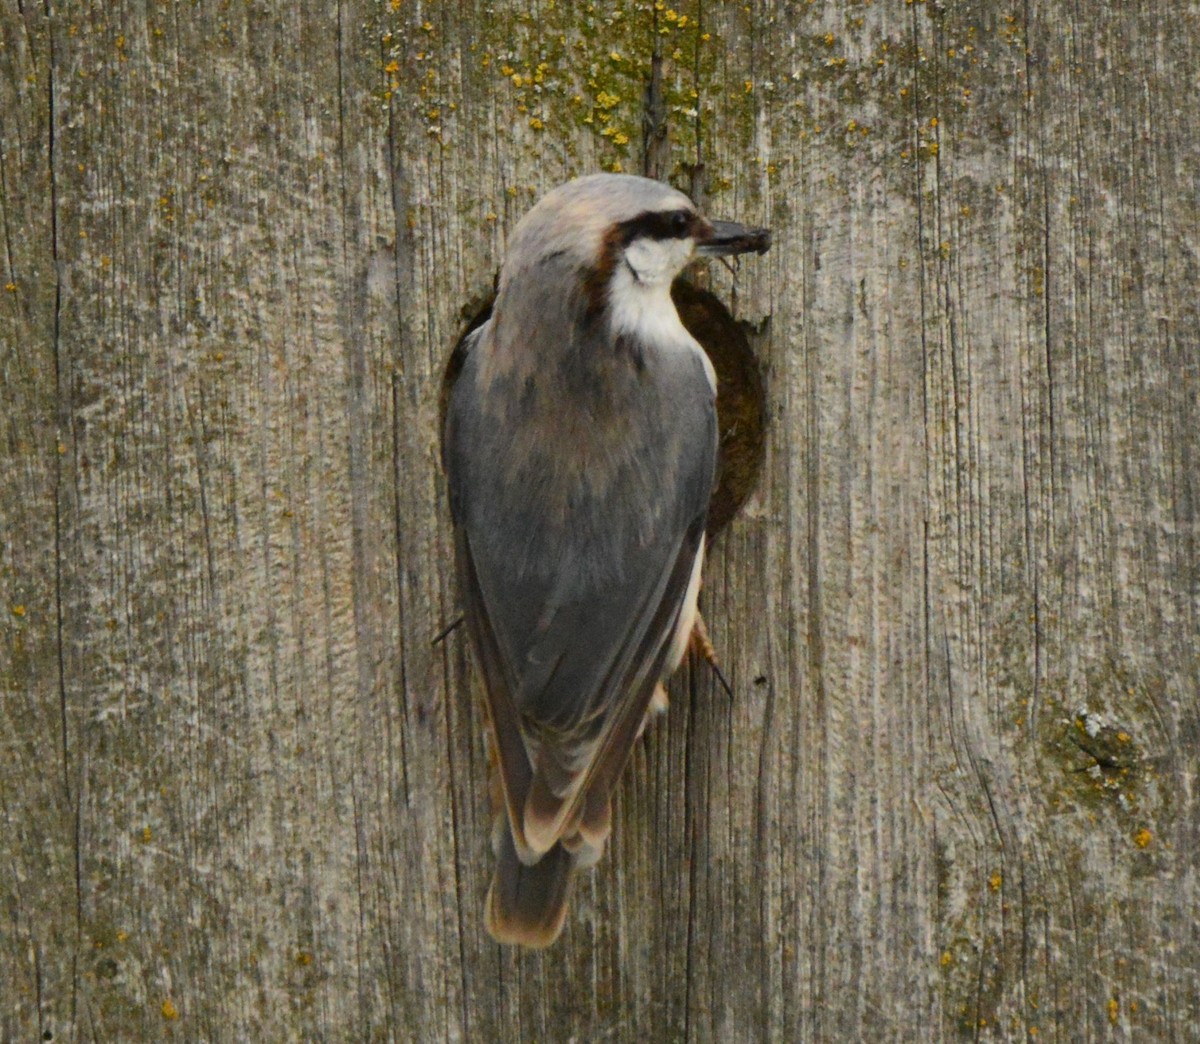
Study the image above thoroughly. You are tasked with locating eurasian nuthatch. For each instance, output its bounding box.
[443,174,770,947]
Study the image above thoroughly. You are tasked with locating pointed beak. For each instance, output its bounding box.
[695,218,772,257]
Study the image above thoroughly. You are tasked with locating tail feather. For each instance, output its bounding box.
[485,826,575,948]
[574,792,611,865]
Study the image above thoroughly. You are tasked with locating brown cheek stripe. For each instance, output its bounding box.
[582,225,623,321]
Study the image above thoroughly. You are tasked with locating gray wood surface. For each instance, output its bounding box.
[2,1,1197,1040]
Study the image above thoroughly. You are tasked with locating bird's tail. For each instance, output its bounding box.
[485,825,575,948]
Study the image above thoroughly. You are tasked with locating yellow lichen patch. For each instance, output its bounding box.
[4,282,15,292]
[142,826,153,842]
[10,604,25,617]
[1107,998,1119,1024]
[1134,829,1152,848]
[988,871,1002,891]
[162,999,179,1020]
[940,950,952,967]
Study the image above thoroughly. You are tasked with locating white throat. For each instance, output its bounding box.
[607,261,717,391]
[608,264,687,344]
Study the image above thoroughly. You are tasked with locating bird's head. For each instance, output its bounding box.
[496,174,770,339]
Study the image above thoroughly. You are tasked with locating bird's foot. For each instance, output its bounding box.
[689,614,734,697]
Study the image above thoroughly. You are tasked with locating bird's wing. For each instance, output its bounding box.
[445,321,717,859]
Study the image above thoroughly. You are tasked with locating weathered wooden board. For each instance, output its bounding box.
[1,1,1196,1040]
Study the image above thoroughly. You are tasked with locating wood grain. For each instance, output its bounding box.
[1,1,1196,1039]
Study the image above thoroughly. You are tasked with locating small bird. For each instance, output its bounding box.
[443,173,770,947]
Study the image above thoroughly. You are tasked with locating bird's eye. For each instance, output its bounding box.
[671,211,691,235]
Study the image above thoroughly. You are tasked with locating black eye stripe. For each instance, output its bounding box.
[615,208,698,245]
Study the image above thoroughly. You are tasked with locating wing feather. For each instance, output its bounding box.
[522,516,705,852]
[454,531,538,860]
